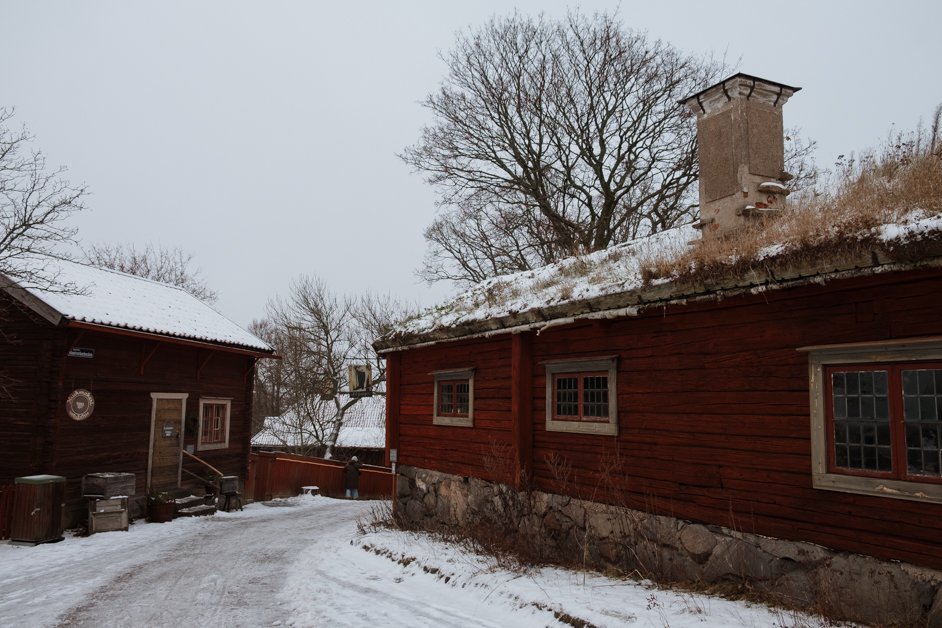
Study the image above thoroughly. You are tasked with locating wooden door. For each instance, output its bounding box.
[148,394,187,491]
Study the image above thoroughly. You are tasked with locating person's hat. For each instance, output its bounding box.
[351,456,358,462]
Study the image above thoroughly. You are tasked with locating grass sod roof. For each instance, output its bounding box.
[377,139,942,352]
[375,213,942,353]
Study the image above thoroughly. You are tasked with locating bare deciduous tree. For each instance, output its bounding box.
[402,11,725,284]
[784,127,821,202]
[1,108,86,399]
[0,107,85,290]
[256,276,411,458]
[84,242,218,303]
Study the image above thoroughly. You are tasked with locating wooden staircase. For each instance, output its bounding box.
[174,494,217,518]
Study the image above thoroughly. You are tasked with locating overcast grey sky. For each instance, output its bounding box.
[2,1,940,327]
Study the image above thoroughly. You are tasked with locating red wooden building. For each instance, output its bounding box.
[0,257,272,525]
[376,75,942,623]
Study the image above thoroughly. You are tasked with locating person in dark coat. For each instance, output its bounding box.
[344,456,361,499]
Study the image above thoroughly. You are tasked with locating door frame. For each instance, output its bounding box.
[147,393,189,492]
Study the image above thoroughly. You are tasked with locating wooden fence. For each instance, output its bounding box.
[248,451,393,502]
[0,483,14,540]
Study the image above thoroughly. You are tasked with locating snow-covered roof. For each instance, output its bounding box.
[1,255,271,353]
[252,394,386,450]
[376,213,942,352]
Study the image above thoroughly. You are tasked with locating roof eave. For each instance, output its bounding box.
[376,244,942,354]
[0,274,64,326]
[65,320,275,358]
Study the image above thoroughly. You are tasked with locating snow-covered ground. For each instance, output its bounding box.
[0,496,840,627]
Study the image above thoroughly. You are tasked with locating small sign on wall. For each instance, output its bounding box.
[67,347,95,359]
[66,389,95,421]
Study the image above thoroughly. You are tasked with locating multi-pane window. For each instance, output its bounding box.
[432,369,474,427]
[438,379,471,417]
[826,364,942,481]
[545,358,618,436]
[198,398,231,450]
[902,368,942,476]
[553,372,609,421]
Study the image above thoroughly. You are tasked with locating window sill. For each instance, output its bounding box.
[432,415,473,427]
[546,418,617,436]
[813,472,942,504]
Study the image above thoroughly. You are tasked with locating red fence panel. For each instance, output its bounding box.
[248,451,393,501]
[0,483,14,540]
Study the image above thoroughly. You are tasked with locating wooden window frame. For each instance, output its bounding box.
[545,357,618,436]
[432,368,474,427]
[197,397,232,451]
[802,337,942,504]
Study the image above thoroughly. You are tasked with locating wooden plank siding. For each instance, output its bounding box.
[396,335,514,481]
[0,294,59,483]
[249,451,393,499]
[1,299,259,523]
[392,268,942,569]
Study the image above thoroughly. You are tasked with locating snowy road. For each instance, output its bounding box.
[1,497,372,627]
[0,496,834,627]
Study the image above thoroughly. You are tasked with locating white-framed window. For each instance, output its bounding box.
[803,337,942,504]
[545,357,618,436]
[432,368,474,427]
[197,397,231,451]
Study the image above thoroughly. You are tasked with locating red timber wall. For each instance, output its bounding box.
[395,335,514,481]
[0,294,60,483]
[390,269,942,570]
[1,305,258,520]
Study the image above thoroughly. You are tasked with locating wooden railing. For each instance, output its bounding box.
[0,483,14,540]
[248,451,393,502]
[182,450,227,495]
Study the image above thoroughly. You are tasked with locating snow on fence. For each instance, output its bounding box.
[248,451,393,502]
[0,483,14,540]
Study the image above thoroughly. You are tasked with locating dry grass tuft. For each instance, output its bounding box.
[641,123,942,287]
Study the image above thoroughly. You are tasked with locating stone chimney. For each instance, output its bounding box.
[682,73,800,239]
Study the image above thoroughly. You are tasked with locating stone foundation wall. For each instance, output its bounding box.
[397,465,942,627]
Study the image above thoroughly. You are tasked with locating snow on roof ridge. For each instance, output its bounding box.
[4,253,271,352]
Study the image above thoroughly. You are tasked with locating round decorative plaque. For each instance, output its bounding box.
[66,389,95,421]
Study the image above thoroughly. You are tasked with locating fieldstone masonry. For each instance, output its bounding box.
[397,465,942,626]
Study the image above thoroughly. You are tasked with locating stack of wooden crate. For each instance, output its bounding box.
[83,473,135,534]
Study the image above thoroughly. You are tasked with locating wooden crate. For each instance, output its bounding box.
[88,497,129,534]
[220,476,240,494]
[83,473,136,498]
[90,497,128,513]
[89,509,129,534]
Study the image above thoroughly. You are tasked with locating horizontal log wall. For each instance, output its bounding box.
[394,269,942,569]
[54,329,256,499]
[0,295,58,484]
[0,300,259,525]
[397,336,513,481]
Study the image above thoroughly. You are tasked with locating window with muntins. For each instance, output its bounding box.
[553,372,610,421]
[545,357,618,436]
[198,398,231,450]
[804,339,942,503]
[827,364,942,480]
[432,369,474,427]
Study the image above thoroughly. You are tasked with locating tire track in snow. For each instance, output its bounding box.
[51,499,368,627]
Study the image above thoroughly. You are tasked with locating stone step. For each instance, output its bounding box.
[174,495,208,510]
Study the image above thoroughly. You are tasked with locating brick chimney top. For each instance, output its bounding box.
[682,74,801,239]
